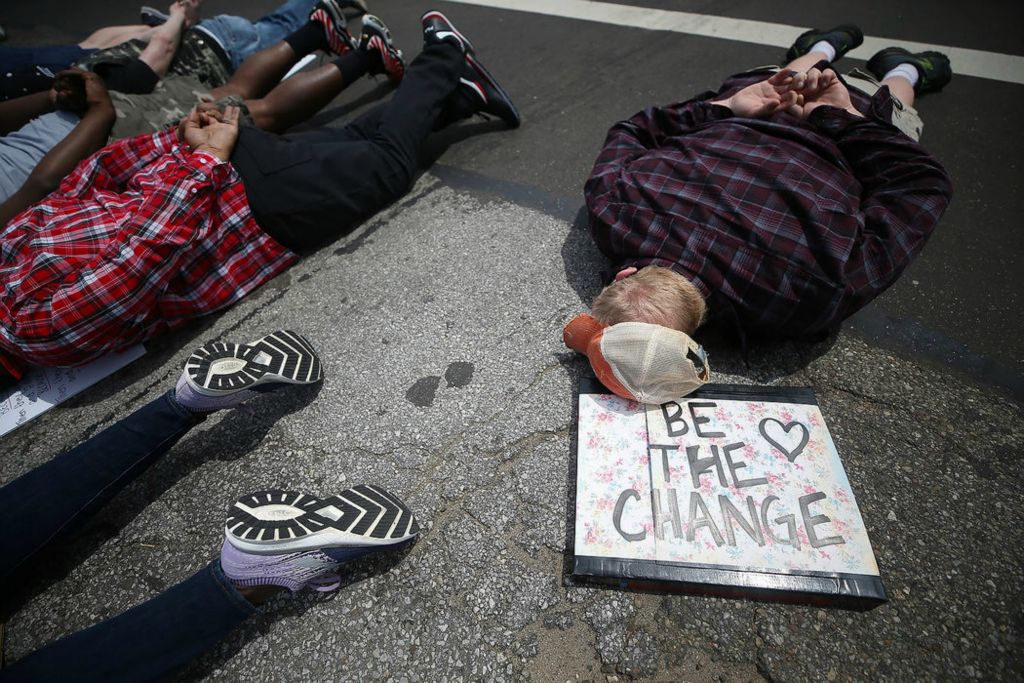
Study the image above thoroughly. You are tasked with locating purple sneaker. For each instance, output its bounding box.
[221,486,420,592]
[174,330,324,412]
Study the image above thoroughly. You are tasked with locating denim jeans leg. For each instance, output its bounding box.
[253,0,317,49]
[0,561,255,682]
[0,390,203,580]
[196,15,260,70]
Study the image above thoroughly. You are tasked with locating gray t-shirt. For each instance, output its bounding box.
[0,110,79,203]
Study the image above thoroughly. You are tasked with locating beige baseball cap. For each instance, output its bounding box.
[563,314,710,404]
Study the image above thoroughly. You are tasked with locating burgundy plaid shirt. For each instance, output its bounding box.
[585,71,952,336]
[0,129,296,378]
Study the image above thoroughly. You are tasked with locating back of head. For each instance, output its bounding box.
[591,265,706,334]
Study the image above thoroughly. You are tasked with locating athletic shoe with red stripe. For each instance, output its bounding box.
[420,10,520,128]
[310,0,358,56]
[361,14,405,83]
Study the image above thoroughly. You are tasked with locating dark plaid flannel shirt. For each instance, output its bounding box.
[585,70,953,337]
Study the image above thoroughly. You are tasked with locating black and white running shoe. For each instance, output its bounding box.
[420,10,520,128]
[221,485,419,592]
[421,9,475,54]
[175,330,323,411]
[225,485,420,554]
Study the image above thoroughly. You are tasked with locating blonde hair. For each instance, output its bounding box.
[591,265,706,334]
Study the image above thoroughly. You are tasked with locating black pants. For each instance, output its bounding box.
[232,42,464,250]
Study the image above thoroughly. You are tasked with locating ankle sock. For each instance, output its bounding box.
[882,63,920,87]
[809,40,837,62]
[284,21,329,57]
[332,49,371,84]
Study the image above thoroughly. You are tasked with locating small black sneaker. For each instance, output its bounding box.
[460,58,520,128]
[786,24,864,62]
[310,0,358,56]
[140,5,169,27]
[361,14,404,83]
[420,11,519,128]
[867,47,952,94]
[421,9,474,54]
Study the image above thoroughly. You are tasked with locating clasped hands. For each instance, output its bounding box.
[712,68,864,120]
[177,105,241,162]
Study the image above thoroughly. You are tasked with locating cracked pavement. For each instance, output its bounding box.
[2,0,1023,680]
[2,183,1021,681]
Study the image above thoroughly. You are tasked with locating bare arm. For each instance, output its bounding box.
[0,92,53,135]
[137,0,199,79]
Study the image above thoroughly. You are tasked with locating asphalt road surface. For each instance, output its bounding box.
[1,1,1021,681]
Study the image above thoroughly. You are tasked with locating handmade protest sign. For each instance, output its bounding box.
[0,345,145,438]
[572,381,886,607]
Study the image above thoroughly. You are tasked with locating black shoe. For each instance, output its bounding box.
[140,5,169,27]
[786,24,863,62]
[460,57,520,128]
[361,14,404,83]
[867,47,952,94]
[420,10,519,128]
[421,9,474,54]
[310,0,358,56]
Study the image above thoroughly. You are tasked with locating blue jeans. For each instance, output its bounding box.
[0,391,255,682]
[198,0,316,70]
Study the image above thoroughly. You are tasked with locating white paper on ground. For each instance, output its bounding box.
[0,345,145,438]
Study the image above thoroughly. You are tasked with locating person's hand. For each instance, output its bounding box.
[168,0,200,28]
[711,70,801,118]
[80,70,112,110]
[792,68,863,118]
[179,0,201,28]
[179,105,240,161]
[50,69,111,116]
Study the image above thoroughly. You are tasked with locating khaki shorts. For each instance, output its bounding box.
[76,30,231,90]
[843,67,923,141]
[748,65,923,141]
[109,74,254,140]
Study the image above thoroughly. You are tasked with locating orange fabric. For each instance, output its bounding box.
[586,340,636,402]
[562,313,605,354]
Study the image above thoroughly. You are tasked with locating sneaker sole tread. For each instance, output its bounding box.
[185,329,323,396]
[225,485,420,554]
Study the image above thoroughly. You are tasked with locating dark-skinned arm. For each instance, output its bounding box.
[0,91,53,135]
[0,71,116,226]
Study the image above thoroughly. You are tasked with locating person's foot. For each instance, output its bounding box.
[140,5,169,26]
[867,47,952,94]
[310,0,359,56]
[421,9,475,54]
[174,329,324,412]
[420,10,520,128]
[361,14,404,83]
[221,485,420,591]
[785,24,863,62]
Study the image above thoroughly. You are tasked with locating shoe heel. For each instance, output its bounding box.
[226,490,329,544]
[185,341,268,395]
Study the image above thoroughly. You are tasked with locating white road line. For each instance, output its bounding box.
[445,0,1024,85]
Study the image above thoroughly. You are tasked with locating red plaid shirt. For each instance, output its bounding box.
[0,129,296,378]
[585,71,953,336]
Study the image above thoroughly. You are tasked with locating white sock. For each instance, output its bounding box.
[882,63,920,87]
[809,40,836,62]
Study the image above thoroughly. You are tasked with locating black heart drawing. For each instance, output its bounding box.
[758,418,810,463]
